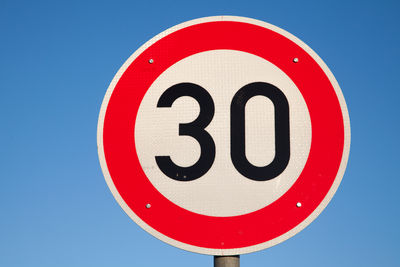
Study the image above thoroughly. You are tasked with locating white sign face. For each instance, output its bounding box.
[98,16,350,255]
[135,49,312,217]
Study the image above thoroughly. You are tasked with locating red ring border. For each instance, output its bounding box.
[101,20,345,251]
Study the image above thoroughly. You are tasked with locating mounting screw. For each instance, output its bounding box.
[296,202,302,208]
[146,203,151,209]
[293,57,299,63]
[148,58,154,64]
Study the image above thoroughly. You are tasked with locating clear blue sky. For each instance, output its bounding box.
[1,0,399,266]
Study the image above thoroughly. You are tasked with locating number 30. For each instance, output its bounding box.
[155,82,290,182]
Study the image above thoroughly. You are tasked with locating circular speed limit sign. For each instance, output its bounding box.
[97,16,350,255]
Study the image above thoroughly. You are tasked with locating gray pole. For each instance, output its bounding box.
[214,256,240,267]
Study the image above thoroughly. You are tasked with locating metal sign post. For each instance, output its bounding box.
[214,256,240,267]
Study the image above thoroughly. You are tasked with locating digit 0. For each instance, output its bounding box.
[231,82,290,181]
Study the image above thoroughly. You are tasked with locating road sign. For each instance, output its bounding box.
[97,16,350,255]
